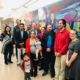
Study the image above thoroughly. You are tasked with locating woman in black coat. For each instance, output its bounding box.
[2,26,13,65]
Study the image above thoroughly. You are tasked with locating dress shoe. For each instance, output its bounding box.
[39,67,43,71]
[42,71,48,76]
[33,71,37,77]
[51,73,55,78]
[8,61,13,64]
[5,62,8,65]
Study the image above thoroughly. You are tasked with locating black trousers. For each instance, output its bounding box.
[30,53,38,74]
[24,72,31,80]
[65,78,75,80]
[4,48,13,63]
[38,57,44,69]
[43,51,55,74]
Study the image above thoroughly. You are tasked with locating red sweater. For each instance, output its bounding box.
[20,59,33,71]
[54,28,70,55]
[26,38,31,57]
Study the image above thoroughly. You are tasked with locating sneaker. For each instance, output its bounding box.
[17,63,20,66]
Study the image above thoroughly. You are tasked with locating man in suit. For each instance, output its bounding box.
[13,19,21,42]
[16,23,28,66]
[13,19,21,59]
[32,22,41,36]
[26,24,31,38]
[42,24,55,78]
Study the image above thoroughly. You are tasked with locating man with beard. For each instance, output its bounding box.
[54,19,70,80]
[42,24,55,78]
[13,19,21,41]
[32,22,41,36]
[16,23,28,66]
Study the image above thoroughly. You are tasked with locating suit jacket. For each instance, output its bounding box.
[42,30,55,53]
[16,30,28,48]
[13,25,20,40]
[27,30,31,38]
[31,29,41,36]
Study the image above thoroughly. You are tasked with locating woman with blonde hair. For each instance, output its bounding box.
[66,29,80,80]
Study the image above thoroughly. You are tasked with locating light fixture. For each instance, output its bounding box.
[27,0,62,12]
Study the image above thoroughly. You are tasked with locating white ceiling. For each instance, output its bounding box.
[0,0,61,19]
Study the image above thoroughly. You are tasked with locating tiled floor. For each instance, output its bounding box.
[0,42,54,80]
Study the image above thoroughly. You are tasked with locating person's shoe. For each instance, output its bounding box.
[27,78,31,80]
[17,63,20,66]
[42,71,48,76]
[5,62,8,65]
[5,63,8,65]
[8,61,13,64]
[39,67,43,71]
[34,59,38,61]
[51,73,55,78]
[34,72,37,77]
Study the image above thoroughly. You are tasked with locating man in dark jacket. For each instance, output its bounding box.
[13,19,21,41]
[42,24,55,78]
[32,22,41,36]
[16,23,28,66]
[13,19,21,59]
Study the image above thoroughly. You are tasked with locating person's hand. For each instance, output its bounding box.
[46,48,51,52]
[38,48,41,51]
[19,43,22,46]
[13,44,16,48]
[24,57,26,60]
[57,52,60,56]
[55,52,57,56]
[15,41,17,44]
[19,43,24,47]
[66,59,68,64]
[55,52,60,57]
[66,61,71,67]
[13,53,16,56]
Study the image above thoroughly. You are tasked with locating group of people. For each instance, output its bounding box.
[0,19,80,80]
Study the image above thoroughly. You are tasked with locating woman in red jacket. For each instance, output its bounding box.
[26,30,40,77]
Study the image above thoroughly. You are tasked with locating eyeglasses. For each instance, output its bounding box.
[70,33,76,35]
